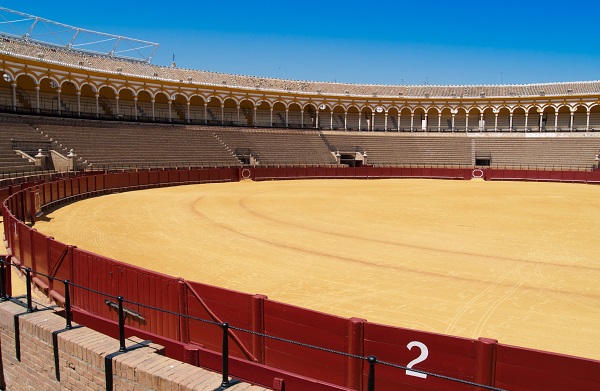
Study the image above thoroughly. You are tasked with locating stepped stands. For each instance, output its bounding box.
[214,128,338,166]
[1,113,599,173]
[37,122,242,169]
[0,121,48,173]
[472,136,600,169]
[322,132,473,166]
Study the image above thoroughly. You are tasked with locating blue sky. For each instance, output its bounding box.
[2,1,599,86]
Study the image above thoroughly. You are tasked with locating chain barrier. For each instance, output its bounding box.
[0,257,507,391]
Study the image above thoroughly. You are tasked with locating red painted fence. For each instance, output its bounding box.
[2,167,600,391]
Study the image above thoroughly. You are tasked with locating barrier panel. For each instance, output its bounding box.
[186,280,255,360]
[179,169,189,183]
[64,178,73,198]
[0,187,10,204]
[148,170,160,185]
[129,171,140,188]
[17,222,33,269]
[31,230,50,291]
[188,168,199,182]
[46,239,72,303]
[159,170,170,184]
[77,176,87,194]
[263,300,352,388]
[494,344,600,391]
[95,173,105,191]
[138,170,149,186]
[115,262,180,340]
[363,323,494,391]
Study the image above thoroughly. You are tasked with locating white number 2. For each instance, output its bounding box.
[406,341,428,379]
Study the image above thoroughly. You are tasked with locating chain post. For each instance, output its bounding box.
[221,322,230,388]
[117,296,126,352]
[64,280,72,329]
[25,267,33,312]
[367,355,377,391]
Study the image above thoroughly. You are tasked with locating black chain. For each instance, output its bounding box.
[0,258,507,391]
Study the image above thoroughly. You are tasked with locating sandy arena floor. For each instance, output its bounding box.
[24,179,600,361]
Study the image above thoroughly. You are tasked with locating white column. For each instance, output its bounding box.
[480,113,484,130]
[221,104,225,125]
[76,90,81,117]
[237,104,240,125]
[330,112,333,130]
[95,93,100,118]
[204,103,208,124]
[371,112,375,131]
[509,113,513,131]
[133,97,138,120]
[524,113,528,131]
[465,113,469,131]
[586,111,590,131]
[451,113,456,131]
[570,111,574,131]
[56,88,61,115]
[494,112,498,131]
[115,96,119,117]
[384,112,388,131]
[358,111,362,131]
[35,85,40,113]
[300,109,304,128]
[151,99,155,121]
[539,112,544,131]
[344,111,348,130]
[554,112,558,131]
[316,109,320,129]
[11,82,16,111]
[397,112,401,131]
[423,113,428,131]
[187,102,191,123]
[410,113,414,131]
[253,107,257,126]
[285,108,289,127]
[437,113,441,131]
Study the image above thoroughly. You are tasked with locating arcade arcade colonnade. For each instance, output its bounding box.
[1,61,599,132]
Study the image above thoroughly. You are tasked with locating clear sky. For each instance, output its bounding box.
[1,1,599,86]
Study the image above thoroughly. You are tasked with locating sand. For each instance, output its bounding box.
[27,178,600,361]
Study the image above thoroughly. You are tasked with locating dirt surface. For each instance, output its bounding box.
[30,179,600,361]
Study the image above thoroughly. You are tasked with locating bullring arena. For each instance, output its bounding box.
[1,6,600,391]
[31,178,600,361]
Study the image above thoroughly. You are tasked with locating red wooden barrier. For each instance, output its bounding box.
[364,322,495,391]
[96,173,105,191]
[188,168,199,182]
[158,170,169,184]
[495,344,600,391]
[147,170,159,185]
[0,187,10,204]
[179,169,189,183]
[129,172,140,188]
[186,280,255,360]
[264,300,351,388]
[138,170,149,186]
[5,167,600,391]
[116,262,180,339]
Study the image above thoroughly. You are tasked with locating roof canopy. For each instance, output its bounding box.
[0,7,159,63]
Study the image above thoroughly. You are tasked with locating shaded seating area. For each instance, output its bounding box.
[214,128,339,166]
[0,121,49,174]
[37,121,242,169]
[322,132,473,167]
